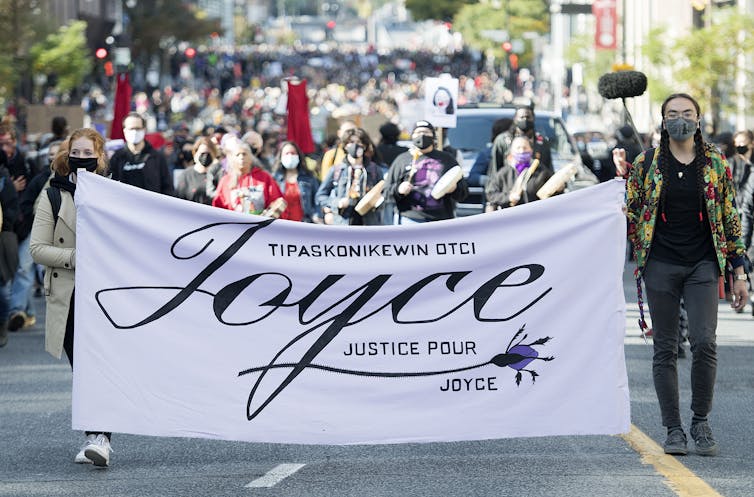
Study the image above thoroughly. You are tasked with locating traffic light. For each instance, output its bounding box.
[95,48,113,76]
[500,41,516,92]
[325,20,336,41]
[93,47,113,86]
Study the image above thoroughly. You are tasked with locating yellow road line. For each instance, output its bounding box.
[621,424,723,497]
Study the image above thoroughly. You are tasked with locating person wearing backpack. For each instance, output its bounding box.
[615,93,748,457]
[29,128,114,468]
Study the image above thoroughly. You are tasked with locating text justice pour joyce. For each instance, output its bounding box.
[94,220,553,419]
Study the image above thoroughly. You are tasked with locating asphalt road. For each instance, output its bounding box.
[1,263,752,497]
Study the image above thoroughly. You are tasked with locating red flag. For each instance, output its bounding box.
[285,79,315,154]
[110,73,133,140]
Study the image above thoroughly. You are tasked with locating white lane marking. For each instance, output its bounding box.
[245,463,306,488]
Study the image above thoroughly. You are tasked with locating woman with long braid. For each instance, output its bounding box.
[614,93,748,457]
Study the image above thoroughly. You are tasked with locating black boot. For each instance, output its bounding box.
[0,321,8,348]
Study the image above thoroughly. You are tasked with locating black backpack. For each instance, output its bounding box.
[46,186,62,226]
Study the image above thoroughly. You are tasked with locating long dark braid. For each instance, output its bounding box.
[657,128,672,222]
[657,93,705,223]
[692,127,707,222]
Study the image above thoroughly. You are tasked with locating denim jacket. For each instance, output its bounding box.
[316,160,384,225]
[274,171,320,222]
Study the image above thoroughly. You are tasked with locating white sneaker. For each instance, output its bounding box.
[83,434,111,467]
[74,434,96,464]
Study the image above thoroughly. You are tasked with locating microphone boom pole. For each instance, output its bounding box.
[598,70,648,148]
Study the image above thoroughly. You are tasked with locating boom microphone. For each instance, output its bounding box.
[598,71,648,150]
[598,71,647,100]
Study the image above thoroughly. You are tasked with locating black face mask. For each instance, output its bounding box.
[197,152,212,167]
[515,118,534,132]
[180,150,193,163]
[413,134,434,150]
[736,145,749,155]
[68,156,98,172]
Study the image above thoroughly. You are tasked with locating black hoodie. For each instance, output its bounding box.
[109,140,174,196]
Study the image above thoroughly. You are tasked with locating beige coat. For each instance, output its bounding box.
[29,188,76,359]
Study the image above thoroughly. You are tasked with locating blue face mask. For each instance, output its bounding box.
[665,118,696,141]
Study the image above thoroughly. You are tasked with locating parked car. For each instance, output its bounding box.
[446,104,599,216]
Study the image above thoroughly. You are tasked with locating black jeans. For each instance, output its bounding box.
[643,258,718,428]
[63,292,112,441]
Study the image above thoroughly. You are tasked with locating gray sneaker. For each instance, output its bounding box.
[663,428,688,455]
[690,421,718,456]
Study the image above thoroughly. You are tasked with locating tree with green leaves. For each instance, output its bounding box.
[563,33,616,92]
[0,0,55,105]
[0,49,15,104]
[353,0,392,18]
[124,0,221,72]
[30,21,92,100]
[405,0,476,22]
[643,9,754,134]
[453,0,548,67]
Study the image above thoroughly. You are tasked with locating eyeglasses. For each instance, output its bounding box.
[664,110,697,120]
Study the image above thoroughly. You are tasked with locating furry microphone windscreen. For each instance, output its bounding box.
[597,71,648,99]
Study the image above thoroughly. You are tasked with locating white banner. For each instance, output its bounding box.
[73,174,629,444]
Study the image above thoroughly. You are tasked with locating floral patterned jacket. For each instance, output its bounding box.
[626,144,746,279]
